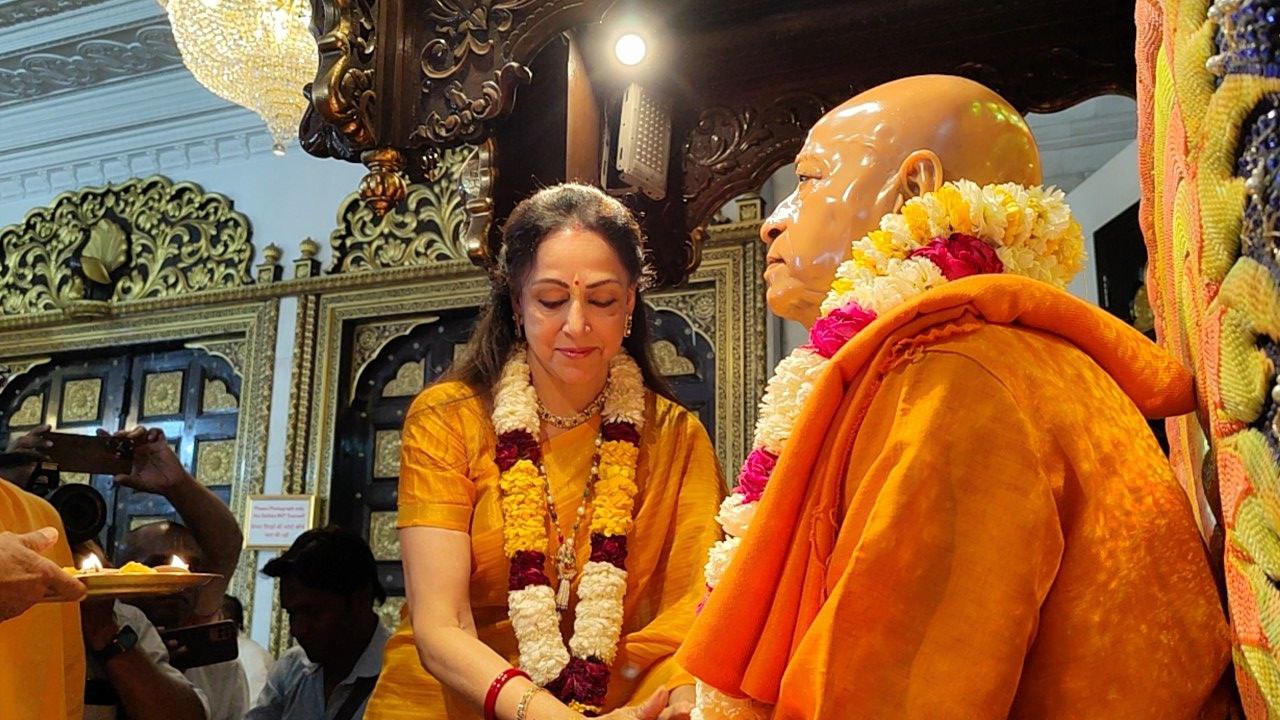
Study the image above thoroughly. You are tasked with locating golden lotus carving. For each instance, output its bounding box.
[0,176,253,317]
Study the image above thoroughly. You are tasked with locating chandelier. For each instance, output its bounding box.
[159,0,318,155]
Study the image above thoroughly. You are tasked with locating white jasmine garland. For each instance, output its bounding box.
[507,585,571,685]
[716,494,756,539]
[568,562,629,663]
[703,537,740,589]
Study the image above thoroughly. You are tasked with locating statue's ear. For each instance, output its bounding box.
[894,149,944,206]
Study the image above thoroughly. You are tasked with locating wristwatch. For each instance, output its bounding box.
[96,625,138,661]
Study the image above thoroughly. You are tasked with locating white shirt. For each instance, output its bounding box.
[238,634,275,703]
[245,622,389,720]
[185,659,249,720]
[84,603,211,720]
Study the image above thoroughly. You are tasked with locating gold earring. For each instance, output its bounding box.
[624,314,633,337]
[514,313,524,339]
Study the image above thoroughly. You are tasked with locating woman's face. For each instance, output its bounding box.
[515,227,636,396]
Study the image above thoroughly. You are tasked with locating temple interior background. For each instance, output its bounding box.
[0,0,1196,664]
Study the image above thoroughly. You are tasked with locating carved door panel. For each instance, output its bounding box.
[1,353,131,543]
[332,308,480,628]
[113,348,240,553]
[0,346,239,556]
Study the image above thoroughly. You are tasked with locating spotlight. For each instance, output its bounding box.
[614,33,647,67]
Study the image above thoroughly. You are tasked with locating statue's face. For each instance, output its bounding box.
[760,101,900,328]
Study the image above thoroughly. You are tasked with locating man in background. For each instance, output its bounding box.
[246,527,388,720]
[110,426,249,720]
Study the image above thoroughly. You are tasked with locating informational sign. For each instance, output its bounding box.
[244,494,316,549]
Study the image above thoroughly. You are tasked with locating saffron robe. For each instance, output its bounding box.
[678,275,1231,719]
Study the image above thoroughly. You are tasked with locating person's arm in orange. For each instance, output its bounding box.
[776,350,1064,720]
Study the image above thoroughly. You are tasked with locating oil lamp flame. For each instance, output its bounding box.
[169,555,189,571]
[80,553,103,572]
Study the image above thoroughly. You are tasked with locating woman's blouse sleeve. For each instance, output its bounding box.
[397,399,477,532]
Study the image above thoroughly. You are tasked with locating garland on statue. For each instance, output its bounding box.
[494,349,646,716]
[691,180,1086,719]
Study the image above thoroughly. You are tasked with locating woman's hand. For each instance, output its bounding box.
[658,685,695,720]
[595,689,669,720]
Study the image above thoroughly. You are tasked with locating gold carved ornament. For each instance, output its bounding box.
[329,147,473,273]
[0,177,253,317]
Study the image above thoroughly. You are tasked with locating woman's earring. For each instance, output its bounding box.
[514,313,524,340]
[624,314,633,338]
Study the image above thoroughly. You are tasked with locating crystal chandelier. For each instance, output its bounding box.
[159,0,317,155]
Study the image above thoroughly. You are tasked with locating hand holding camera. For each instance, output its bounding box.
[99,427,190,496]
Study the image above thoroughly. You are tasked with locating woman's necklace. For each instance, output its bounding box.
[540,432,603,609]
[536,383,608,429]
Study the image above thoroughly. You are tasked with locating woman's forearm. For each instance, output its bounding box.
[415,623,578,720]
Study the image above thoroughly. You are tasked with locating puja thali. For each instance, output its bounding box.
[44,561,219,601]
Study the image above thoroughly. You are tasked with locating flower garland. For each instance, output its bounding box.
[494,348,646,715]
[691,180,1085,719]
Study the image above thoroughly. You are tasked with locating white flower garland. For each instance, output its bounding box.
[495,349,647,701]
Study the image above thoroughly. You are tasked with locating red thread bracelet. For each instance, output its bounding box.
[484,667,530,720]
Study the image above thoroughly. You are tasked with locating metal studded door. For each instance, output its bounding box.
[0,345,240,557]
[331,308,481,628]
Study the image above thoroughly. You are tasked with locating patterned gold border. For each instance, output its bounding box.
[0,299,279,631]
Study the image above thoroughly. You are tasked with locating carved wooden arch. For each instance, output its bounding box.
[678,57,1137,232]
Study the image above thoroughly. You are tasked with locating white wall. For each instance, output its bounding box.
[1064,141,1140,305]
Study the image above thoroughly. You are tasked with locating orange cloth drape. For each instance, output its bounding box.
[678,275,1231,719]
[367,380,724,718]
[0,479,84,720]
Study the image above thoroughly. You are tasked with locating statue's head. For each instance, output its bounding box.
[761,75,1043,327]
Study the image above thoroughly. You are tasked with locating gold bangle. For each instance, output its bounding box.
[515,685,542,720]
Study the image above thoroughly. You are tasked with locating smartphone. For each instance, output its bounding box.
[158,620,239,671]
[42,431,134,475]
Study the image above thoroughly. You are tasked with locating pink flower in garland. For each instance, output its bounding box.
[808,301,877,358]
[495,430,540,470]
[909,232,1004,281]
[735,448,778,502]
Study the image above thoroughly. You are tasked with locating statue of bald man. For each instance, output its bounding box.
[677,76,1230,719]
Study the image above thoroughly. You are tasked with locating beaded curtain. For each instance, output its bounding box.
[1137,0,1280,713]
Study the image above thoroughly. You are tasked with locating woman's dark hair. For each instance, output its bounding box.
[445,183,677,403]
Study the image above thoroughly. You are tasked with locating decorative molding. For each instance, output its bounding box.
[328,146,473,273]
[348,318,436,399]
[0,22,180,106]
[142,369,183,417]
[381,359,424,397]
[202,377,237,411]
[282,295,319,495]
[60,377,101,422]
[304,0,376,157]
[0,0,114,31]
[0,356,51,396]
[0,176,254,317]
[185,338,246,380]
[681,92,830,230]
